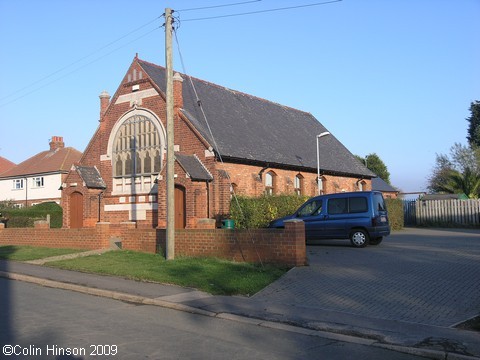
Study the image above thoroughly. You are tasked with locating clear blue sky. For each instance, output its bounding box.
[0,0,479,193]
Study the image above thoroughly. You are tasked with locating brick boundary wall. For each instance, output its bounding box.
[0,220,307,267]
[0,222,112,250]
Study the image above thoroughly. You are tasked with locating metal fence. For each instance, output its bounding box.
[403,199,480,227]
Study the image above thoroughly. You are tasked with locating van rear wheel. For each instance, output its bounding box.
[350,230,369,248]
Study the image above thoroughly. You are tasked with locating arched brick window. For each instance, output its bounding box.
[265,171,276,195]
[108,109,166,195]
[318,176,326,195]
[112,115,161,177]
[357,180,366,191]
[294,174,304,196]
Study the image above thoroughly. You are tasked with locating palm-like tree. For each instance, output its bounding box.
[437,168,480,199]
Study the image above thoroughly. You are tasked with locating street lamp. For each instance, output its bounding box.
[316,132,330,195]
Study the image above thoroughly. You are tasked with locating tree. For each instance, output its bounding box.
[427,143,480,198]
[434,168,480,198]
[466,100,480,147]
[355,153,391,184]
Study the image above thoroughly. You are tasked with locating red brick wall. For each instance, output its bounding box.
[0,224,108,250]
[218,162,371,204]
[120,220,306,267]
[0,221,306,267]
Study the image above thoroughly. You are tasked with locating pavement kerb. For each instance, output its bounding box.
[2,270,479,360]
[0,271,218,318]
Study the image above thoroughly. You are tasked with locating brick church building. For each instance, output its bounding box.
[61,55,375,228]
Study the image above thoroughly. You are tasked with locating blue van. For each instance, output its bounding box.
[269,191,390,247]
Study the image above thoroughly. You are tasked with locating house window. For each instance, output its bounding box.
[265,171,276,195]
[112,115,162,177]
[357,180,366,191]
[317,176,326,195]
[294,174,304,195]
[13,179,24,190]
[33,177,44,188]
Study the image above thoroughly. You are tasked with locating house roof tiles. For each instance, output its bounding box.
[0,156,15,175]
[0,147,82,179]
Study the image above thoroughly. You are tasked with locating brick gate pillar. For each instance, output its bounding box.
[284,219,307,266]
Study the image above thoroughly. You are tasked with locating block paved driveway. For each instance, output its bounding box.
[253,227,480,327]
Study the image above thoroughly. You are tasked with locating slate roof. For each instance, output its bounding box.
[175,153,213,182]
[371,177,398,193]
[0,156,15,175]
[0,147,82,178]
[76,166,107,189]
[138,59,375,178]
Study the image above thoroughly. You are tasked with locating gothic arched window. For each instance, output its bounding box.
[112,115,162,177]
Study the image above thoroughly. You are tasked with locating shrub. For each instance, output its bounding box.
[385,198,403,231]
[1,202,63,228]
[230,194,308,229]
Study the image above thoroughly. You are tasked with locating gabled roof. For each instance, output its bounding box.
[76,166,106,189]
[371,177,398,193]
[0,156,15,175]
[0,147,82,179]
[175,153,213,182]
[138,59,375,178]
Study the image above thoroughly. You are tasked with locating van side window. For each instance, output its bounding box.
[328,198,348,214]
[349,197,368,213]
[297,200,322,217]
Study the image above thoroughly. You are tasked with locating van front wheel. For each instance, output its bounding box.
[350,230,369,248]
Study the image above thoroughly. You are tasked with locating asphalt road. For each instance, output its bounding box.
[0,279,430,360]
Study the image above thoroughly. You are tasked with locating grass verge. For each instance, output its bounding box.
[47,250,288,296]
[0,245,84,261]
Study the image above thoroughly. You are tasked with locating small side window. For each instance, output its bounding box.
[328,198,348,214]
[349,197,368,213]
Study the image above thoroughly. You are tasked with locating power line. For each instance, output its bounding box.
[0,15,162,106]
[0,26,161,108]
[177,0,262,12]
[181,0,342,22]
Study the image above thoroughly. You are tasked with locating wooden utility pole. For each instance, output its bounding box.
[165,8,175,260]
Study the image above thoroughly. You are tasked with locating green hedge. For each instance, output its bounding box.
[230,195,404,231]
[385,198,403,231]
[230,195,309,229]
[0,202,63,228]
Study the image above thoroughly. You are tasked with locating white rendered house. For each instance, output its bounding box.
[0,137,82,207]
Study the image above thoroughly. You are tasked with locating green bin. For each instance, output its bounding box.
[222,219,235,229]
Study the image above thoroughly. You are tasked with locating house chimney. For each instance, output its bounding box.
[99,90,111,120]
[49,136,65,151]
[173,73,183,109]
